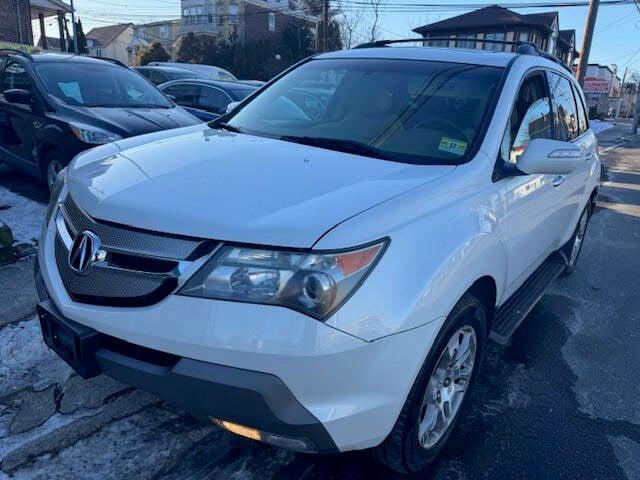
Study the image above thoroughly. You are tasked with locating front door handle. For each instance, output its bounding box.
[552,175,566,187]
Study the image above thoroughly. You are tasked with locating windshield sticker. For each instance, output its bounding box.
[58,82,83,103]
[438,137,468,156]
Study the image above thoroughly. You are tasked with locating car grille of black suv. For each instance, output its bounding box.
[54,195,217,307]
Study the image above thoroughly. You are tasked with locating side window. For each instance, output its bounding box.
[571,82,589,134]
[500,73,553,164]
[0,60,31,94]
[547,72,579,141]
[163,84,200,107]
[198,87,230,113]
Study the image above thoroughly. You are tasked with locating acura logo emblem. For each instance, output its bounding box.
[68,231,103,275]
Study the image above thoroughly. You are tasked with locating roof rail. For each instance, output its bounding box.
[0,49,33,61]
[86,56,130,68]
[354,37,572,73]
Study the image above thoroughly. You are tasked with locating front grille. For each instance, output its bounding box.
[61,195,208,260]
[54,195,217,307]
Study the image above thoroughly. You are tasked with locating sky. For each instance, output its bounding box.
[38,0,640,76]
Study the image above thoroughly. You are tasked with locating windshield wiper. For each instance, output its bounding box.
[216,123,243,133]
[279,136,391,160]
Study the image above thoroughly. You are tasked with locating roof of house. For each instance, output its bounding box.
[558,29,576,46]
[413,6,558,36]
[86,23,132,47]
[36,36,62,49]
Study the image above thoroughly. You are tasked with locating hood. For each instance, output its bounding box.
[67,105,202,137]
[68,129,454,248]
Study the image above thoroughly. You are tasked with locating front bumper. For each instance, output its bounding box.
[37,298,337,453]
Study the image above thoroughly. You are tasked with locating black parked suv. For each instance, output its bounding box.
[0,51,201,189]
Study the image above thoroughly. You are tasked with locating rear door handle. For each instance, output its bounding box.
[552,175,566,187]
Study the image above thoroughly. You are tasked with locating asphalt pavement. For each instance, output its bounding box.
[0,121,639,479]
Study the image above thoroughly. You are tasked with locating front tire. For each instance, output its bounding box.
[42,150,66,193]
[374,293,487,474]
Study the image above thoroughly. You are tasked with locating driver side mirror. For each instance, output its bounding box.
[3,89,32,106]
[517,138,583,175]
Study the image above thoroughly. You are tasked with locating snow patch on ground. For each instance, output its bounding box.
[11,408,211,480]
[0,318,73,397]
[590,120,614,134]
[0,187,46,244]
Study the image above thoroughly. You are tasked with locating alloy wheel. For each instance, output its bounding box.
[569,209,589,267]
[418,326,477,449]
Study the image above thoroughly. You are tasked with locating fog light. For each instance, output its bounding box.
[211,418,315,452]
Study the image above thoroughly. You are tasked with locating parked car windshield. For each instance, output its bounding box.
[229,86,257,100]
[35,63,173,108]
[226,58,503,165]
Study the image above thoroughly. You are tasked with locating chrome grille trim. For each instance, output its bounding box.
[54,232,178,306]
[61,195,205,260]
[53,195,219,307]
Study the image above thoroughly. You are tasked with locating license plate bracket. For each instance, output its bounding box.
[37,301,101,379]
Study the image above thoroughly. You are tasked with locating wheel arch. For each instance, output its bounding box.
[589,185,599,212]
[467,275,497,327]
[37,142,64,173]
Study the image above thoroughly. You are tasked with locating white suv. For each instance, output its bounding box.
[36,43,599,474]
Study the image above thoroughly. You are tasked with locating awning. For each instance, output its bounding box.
[30,0,72,19]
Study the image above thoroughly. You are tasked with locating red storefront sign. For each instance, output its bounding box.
[583,78,611,93]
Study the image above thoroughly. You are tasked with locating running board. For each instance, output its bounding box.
[489,252,567,345]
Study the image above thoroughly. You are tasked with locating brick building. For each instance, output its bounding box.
[178,0,318,46]
[0,0,33,45]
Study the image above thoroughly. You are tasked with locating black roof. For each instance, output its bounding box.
[413,6,558,36]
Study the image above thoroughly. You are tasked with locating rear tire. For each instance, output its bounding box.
[560,203,591,278]
[373,293,487,474]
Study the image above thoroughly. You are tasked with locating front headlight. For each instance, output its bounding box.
[70,123,122,144]
[178,240,388,320]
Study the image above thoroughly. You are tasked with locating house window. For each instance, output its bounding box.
[426,35,448,47]
[268,12,276,31]
[484,32,505,51]
[96,49,102,57]
[229,4,238,24]
[455,34,476,49]
[218,14,224,25]
[159,26,168,39]
[519,31,529,42]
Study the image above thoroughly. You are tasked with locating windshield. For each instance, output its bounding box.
[168,70,199,81]
[35,63,173,108]
[226,58,503,165]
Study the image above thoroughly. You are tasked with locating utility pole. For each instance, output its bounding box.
[322,0,329,52]
[616,67,627,119]
[576,0,600,86]
[70,0,78,54]
[16,0,24,44]
[632,78,640,134]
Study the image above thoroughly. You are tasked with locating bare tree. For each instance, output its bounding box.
[335,0,366,48]
[366,0,385,43]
